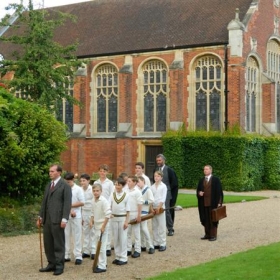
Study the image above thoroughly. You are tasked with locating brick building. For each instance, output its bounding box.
[1,0,279,180]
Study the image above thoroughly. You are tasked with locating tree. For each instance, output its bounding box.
[0,86,68,201]
[0,1,82,112]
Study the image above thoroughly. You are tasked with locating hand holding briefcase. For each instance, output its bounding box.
[211,205,227,222]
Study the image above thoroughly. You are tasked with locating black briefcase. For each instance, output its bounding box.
[211,205,227,222]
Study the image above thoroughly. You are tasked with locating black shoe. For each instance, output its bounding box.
[112,259,119,264]
[91,254,95,260]
[106,250,111,256]
[127,251,132,256]
[201,235,210,240]
[116,260,127,265]
[39,265,55,272]
[75,259,82,265]
[209,237,217,241]
[154,245,160,249]
[82,253,90,258]
[141,247,146,252]
[148,248,155,254]
[53,269,63,276]
[93,267,106,273]
[168,230,174,236]
[131,251,140,258]
[159,246,166,252]
[64,258,71,262]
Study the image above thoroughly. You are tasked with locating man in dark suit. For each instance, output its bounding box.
[37,164,72,276]
[196,165,223,241]
[155,154,178,236]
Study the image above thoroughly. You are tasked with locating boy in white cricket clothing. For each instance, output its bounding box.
[111,177,130,265]
[80,173,95,259]
[135,162,151,186]
[90,183,111,273]
[94,164,114,256]
[64,172,85,264]
[126,175,143,258]
[137,176,155,254]
[151,171,167,252]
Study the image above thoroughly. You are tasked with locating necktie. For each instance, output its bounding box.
[50,181,55,191]
[205,177,208,182]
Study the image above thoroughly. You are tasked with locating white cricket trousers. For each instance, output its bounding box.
[65,217,83,260]
[152,212,166,247]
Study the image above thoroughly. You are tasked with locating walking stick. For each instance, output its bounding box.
[38,218,43,268]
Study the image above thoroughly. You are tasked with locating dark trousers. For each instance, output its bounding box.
[203,206,218,238]
[165,189,174,231]
[43,212,65,270]
[169,199,176,224]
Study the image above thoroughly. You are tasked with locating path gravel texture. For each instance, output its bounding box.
[0,190,279,280]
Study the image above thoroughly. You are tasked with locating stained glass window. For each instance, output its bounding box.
[246,57,259,132]
[194,56,222,131]
[95,64,118,132]
[143,61,167,132]
[267,40,280,132]
[57,77,73,132]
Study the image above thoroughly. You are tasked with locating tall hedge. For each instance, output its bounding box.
[263,138,280,189]
[162,130,280,191]
[0,88,68,201]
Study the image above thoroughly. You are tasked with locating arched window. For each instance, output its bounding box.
[245,57,259,132]
[267,39,280,132]
[56,77,73,132]
[142,60,167,132]
[95,64,118,133]
[194,56,223,131]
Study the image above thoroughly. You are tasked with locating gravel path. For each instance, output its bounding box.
[0,190,279,280]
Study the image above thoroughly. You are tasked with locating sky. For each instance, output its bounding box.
[0,0,91,19]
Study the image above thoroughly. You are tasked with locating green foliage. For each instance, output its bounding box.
[162,129,280,191]
[176,193,268,208]
[0,196,41,235]
[0,1,83,111]
[263,137,280,189]
[162,134,185,186]
[0,88,68,201]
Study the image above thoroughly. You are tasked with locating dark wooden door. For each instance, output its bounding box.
[145,145,163,182]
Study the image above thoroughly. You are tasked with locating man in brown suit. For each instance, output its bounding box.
[196,165,223,241]
[37,164,72,275]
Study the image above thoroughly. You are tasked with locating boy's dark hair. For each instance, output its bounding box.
[99,164,109,171]
[64,172,75,180]
[128,175,138,183]
[135,162,144,169]
[80,173,91,181]
[119,172,128,178]
[115,177,126,186]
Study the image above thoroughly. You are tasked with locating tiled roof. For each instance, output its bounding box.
[0,0,253,58]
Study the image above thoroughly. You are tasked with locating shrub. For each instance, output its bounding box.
[0,88,68,201]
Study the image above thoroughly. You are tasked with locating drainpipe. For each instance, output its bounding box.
[224,44,229,131]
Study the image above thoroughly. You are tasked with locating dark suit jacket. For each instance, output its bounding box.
[40,177,72,224]
[196,175,223,225]
[154,165,179,204]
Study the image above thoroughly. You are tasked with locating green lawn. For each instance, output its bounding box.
[176,193,268,208]
[148,242,280,280]
[150,193,271,280]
